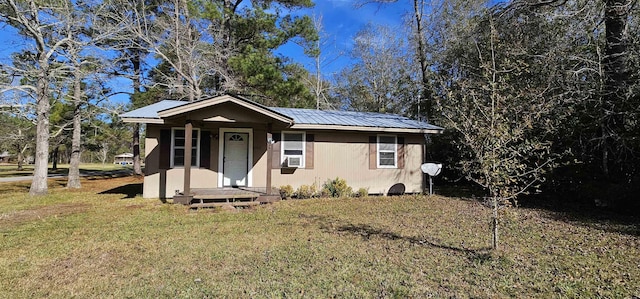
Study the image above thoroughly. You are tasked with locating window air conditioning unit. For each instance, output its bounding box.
[286,156,302,168]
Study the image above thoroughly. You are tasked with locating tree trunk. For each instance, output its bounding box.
[492,196,499,250]
[411,0,434,164]
[52,146,58,170]
[67,70,82,189]
[16,144,24,171]
[100,143,108,164]
[131,47,143,176]
[133,123,142,175]
[29,64,50,196]
[412,0,431,122]
[602,0,630,176]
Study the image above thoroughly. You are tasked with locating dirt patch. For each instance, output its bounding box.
[125,204,145,209]
[36,248,126,290]
[0,203,91,228]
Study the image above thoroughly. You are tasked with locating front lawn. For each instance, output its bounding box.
[0,177,638,298]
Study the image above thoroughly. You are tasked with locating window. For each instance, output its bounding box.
[171,128,200,167]
[281,131,305,168]
[228,134,244,141]
[377,135,397,168]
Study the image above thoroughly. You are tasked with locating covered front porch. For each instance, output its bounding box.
[148,95,293,205]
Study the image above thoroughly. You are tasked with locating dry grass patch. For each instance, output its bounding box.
[0,179,638,298]
[0,202,91,229]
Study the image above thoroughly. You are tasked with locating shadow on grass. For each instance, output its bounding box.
[437,181,639,237]
[99,183,143,199]
[83,169,134,179]
[435,182,488,199]
[300,214,492,260]
[336,223,491,256]
[521,198,640,237]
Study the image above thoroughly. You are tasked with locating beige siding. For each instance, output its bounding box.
[144,125,160,176]
[144,168,217,198]
[143,124,425,198]
[143,125,160,198]
[271,132,425,195]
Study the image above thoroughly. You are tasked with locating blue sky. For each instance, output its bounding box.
[0,25,22,66]
[0,0,411,104]
[284,0,412,75]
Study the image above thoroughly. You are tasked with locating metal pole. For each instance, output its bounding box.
[429,176,433,195]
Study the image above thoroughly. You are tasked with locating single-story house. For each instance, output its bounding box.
[114,153,134,165]
[120,94,443,202]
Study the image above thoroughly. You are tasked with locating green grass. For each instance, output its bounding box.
[0,177,638,298]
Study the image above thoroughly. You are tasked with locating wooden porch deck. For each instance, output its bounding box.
[178,187,280,208]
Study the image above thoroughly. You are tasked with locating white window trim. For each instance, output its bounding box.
[281,131,306,168]
[377,134,397,168]
[170,127,201,168]
[218,128,253,187]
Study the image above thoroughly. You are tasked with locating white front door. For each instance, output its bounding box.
[223,132,249,187]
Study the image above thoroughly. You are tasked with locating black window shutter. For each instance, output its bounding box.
[369,136,377,169]
[159,129,171,169]
[305,134,314,169]
[200,131,211,169]
[397,137,405,169]
[271,133,281,169]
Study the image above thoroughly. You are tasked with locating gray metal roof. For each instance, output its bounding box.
[120,100,188,119]
[120,99,442,131]
[271,107,442,130]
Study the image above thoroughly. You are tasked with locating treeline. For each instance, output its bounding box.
[424,0,639,211]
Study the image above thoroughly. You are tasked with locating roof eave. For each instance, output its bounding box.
[289,124,444,134]
[121,117,164,124]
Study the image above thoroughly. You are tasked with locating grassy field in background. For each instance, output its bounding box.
[1,176,639,298]
[0,163,130,178]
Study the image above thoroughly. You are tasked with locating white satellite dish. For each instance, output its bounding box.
[420,163,443,195]
[421,163,442,176]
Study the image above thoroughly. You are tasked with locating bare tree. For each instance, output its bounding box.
[333,24,418,114]
[58,2,108,188]
[99,141,110,164]
[302,14,341,110]
[438,13,560,249]
[104,0,231,102]
[0,0,74,195]
[354,0,469,120]
[0,112,34,171]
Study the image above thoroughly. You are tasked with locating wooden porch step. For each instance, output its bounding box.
[190,188,260,201]
[190,201,261,208]
[194,194,259,200]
